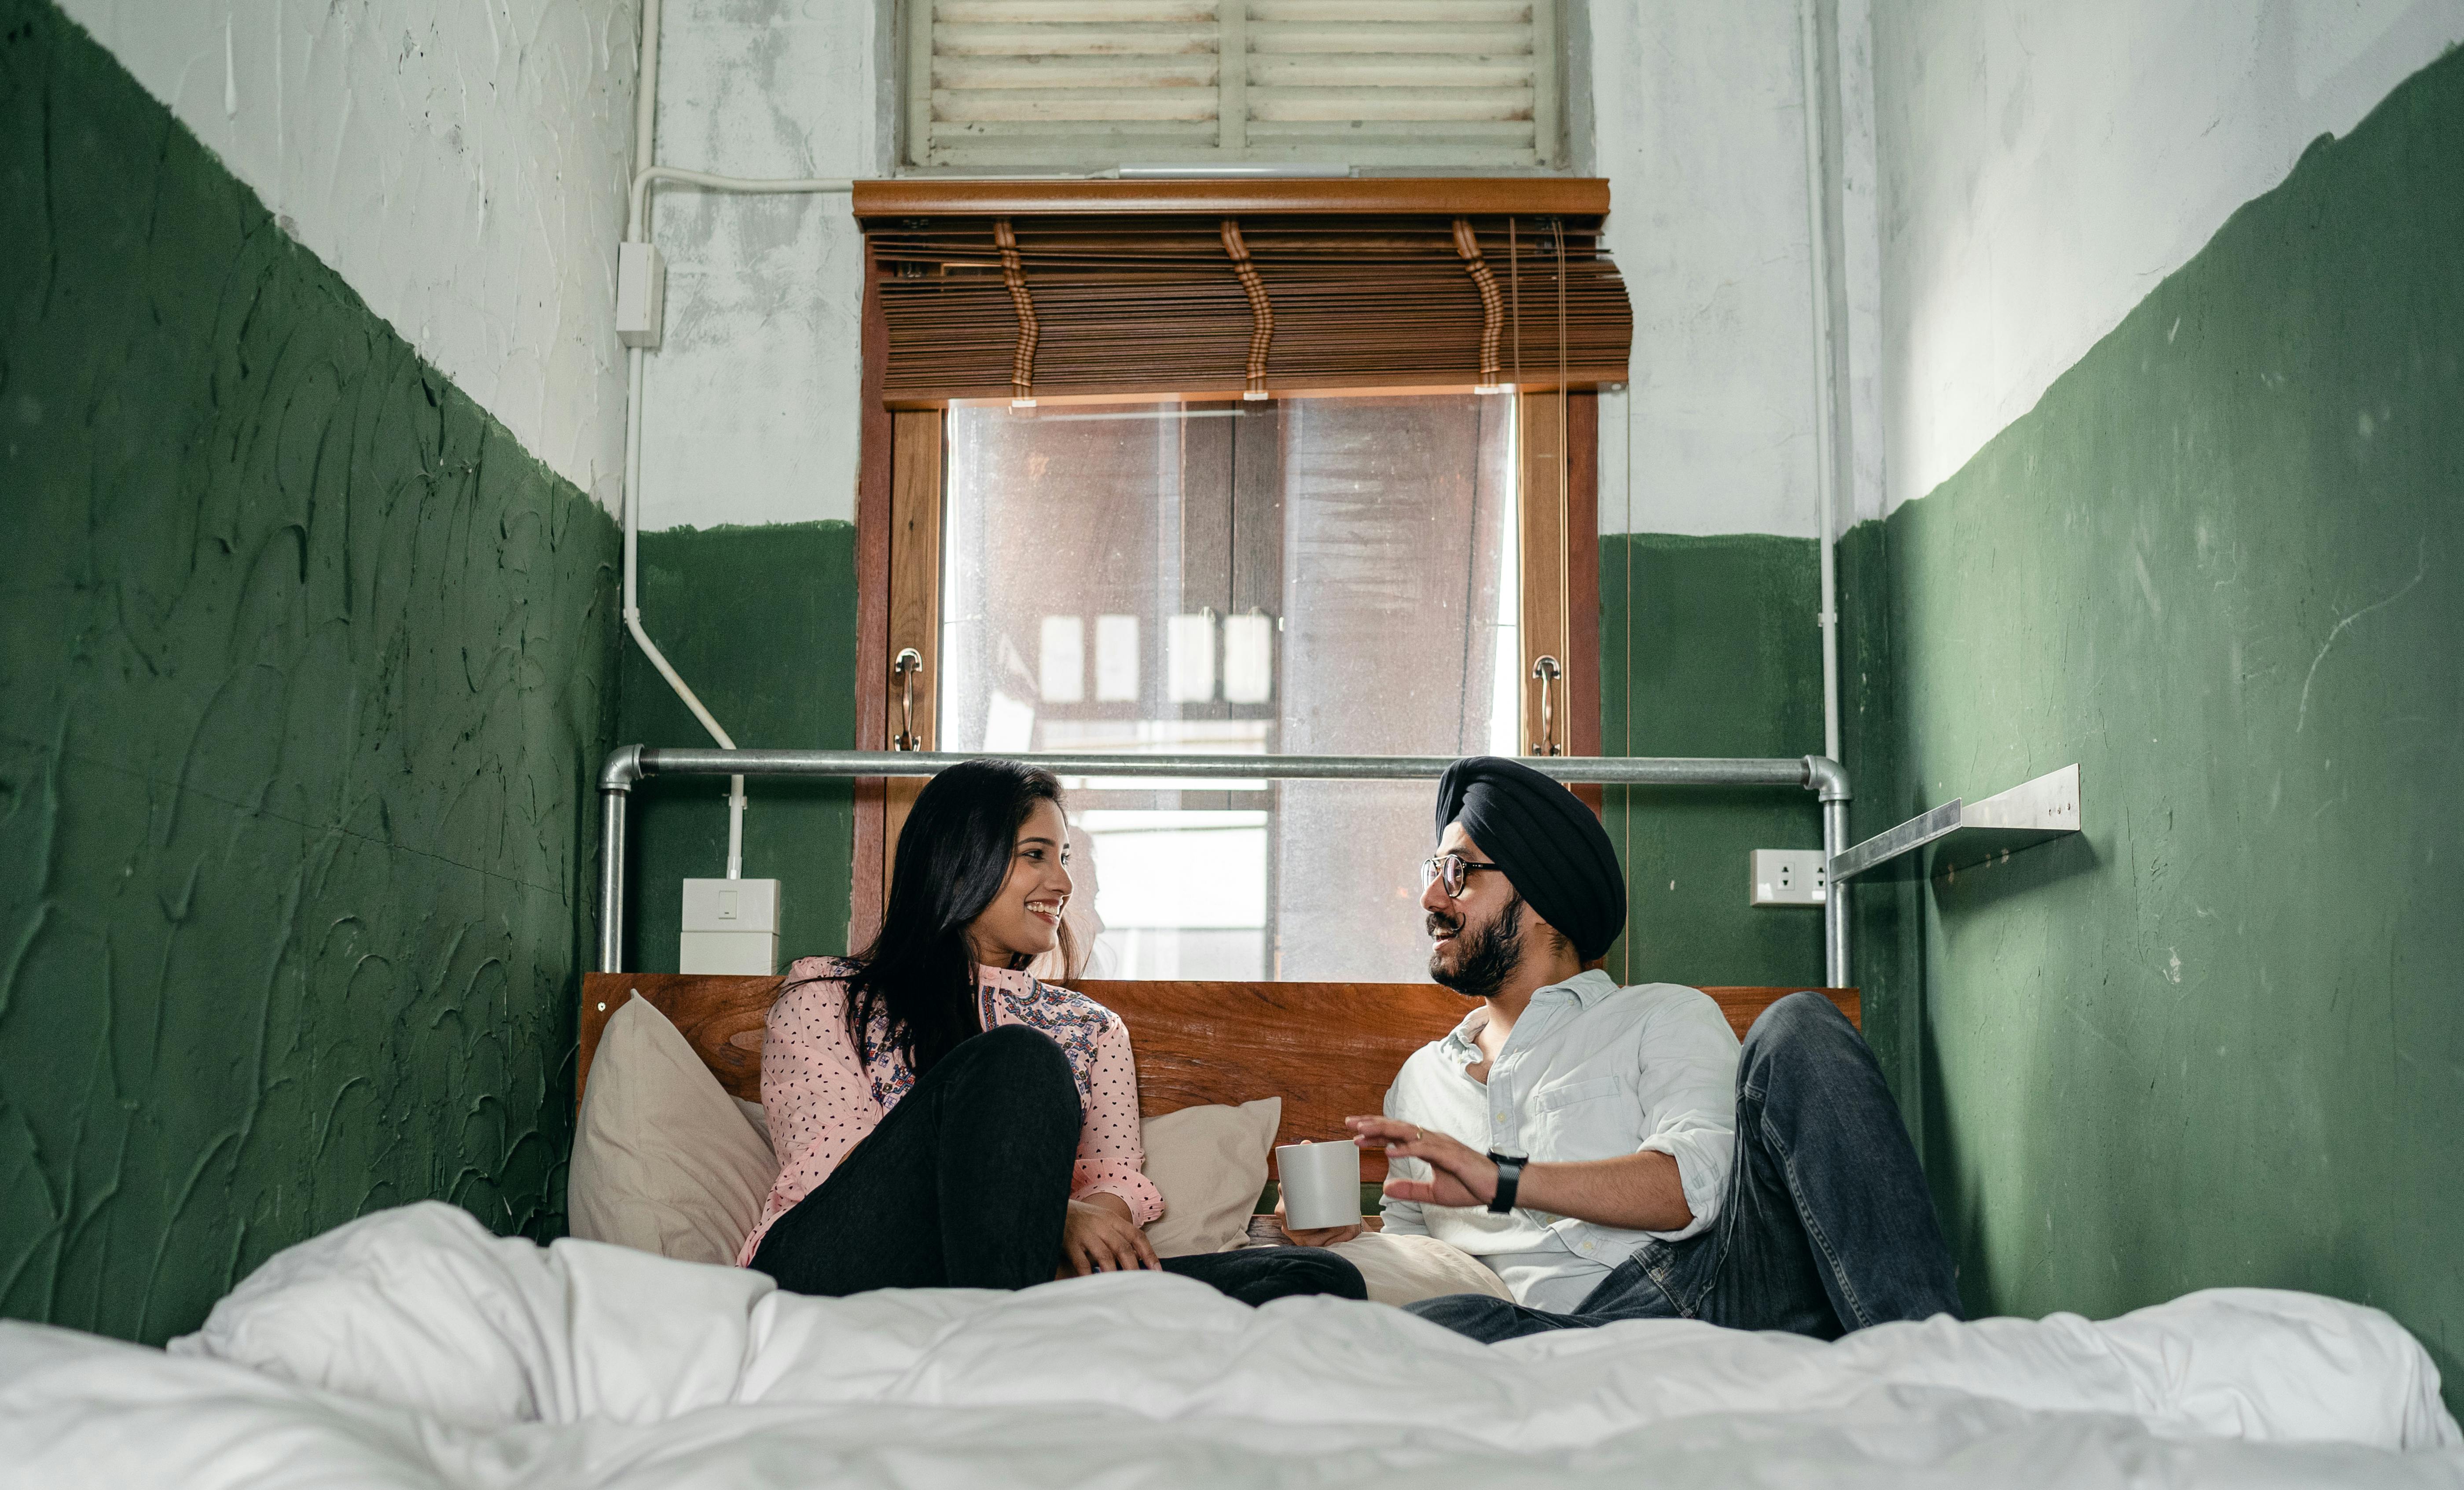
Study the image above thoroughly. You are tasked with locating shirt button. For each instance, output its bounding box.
[1495,1111,1508,1121]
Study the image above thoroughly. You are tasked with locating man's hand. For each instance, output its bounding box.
[1056,1192,1160,1277]
[1270,1195,1363,1248]
[1347,1115,1500,1209]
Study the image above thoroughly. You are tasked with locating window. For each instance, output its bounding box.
[849,179,1620,978]
[905,1,1566,172]
[938,396,1520,979]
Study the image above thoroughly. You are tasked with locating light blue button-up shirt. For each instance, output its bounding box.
[1377,970,1741,1311]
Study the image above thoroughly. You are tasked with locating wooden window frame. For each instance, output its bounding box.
[850,240,1603,952]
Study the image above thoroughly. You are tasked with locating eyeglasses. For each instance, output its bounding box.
[1420,853,1505,900]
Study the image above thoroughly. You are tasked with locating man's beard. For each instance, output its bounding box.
[1428,894,1526,1002]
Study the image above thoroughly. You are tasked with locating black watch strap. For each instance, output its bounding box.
[1486,1152,1525,1214]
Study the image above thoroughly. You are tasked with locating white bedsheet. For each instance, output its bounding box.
[0,1202,2456,1489]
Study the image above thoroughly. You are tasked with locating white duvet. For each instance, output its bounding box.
[1,1203,2457,1488]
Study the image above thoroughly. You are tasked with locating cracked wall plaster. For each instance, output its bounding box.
[1,0,620,1343]
[1873,0,2464,512]
[52,0,639,509]
[633,0,878,533]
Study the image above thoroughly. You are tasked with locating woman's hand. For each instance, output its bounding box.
[1271,1195,1363,1248]
[1057,1192,1160,1277]
[1346,1115,1499,1209]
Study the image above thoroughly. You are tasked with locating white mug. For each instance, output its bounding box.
[1275,1139,1363,1232]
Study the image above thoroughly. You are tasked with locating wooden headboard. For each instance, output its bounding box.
[579,973,1857,1181]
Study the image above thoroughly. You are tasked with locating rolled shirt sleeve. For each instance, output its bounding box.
[1629,995,1741,1242]
[1072,1018,1165,1225]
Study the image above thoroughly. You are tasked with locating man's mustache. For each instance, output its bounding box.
[1426,911,1463,939]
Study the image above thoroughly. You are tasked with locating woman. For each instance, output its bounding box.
[739,759,1364,1306]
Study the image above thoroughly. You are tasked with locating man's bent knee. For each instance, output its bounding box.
[1741,990,1864,1075]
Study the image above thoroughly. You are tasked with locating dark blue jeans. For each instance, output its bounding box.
[1406,992,1960,1342]
[751,1023,1365,1306]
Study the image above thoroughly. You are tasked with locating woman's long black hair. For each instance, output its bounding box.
[845,758,1069,1078]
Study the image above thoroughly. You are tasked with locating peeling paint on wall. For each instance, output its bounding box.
[634,0,878,532]
[0,0,618,1343]
[52,0,640,506]
[1846,46,2464,1408]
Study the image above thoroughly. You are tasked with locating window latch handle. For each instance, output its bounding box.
[892,648,924,751]
[1530,655,1564,758]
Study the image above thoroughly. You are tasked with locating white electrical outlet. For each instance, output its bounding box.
[680,877,779,973]
[1750,850,1827,907]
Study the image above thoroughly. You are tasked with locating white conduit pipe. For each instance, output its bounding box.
[1799,0,1844,769]
[620,0,852,881]
[1800,0,1852,986]
[622,0,748,879]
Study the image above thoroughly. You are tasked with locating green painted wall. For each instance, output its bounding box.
[1847,47,2464,1398]
[0,0,617,1343]
[1600,533,1828,989]
[618,522,858,972]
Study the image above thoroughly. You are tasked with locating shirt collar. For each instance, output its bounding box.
[1438,969,1622,1055]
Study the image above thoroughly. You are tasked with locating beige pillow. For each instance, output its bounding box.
[570,996,780,1265]
[1329,1231,1517,1308]
[1140,1098,1281,1257]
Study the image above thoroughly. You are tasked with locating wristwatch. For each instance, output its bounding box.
[1485,1152,1526,1214]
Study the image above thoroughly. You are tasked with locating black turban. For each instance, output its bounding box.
[1434,755,1627,962]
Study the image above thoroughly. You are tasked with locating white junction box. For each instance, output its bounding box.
[615,241,666,349]
[680,878,780,974]
[1750,850,1827,908]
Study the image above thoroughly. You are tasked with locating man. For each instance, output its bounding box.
[1289,754,1960,1342]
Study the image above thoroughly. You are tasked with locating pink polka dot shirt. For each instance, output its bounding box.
[737,956,1165,1266]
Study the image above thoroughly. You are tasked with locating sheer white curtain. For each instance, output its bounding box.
[941,395,1517,982]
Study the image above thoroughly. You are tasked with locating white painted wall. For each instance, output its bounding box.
[1873,0,2464,511]
[1591,0,1836,538]
[60,0,640,507]
[633,0,883,532]
[629,0,1851,539]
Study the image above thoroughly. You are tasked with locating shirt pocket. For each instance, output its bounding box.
[1531,1075,1625,1113]
[1526,1076,1632,1159]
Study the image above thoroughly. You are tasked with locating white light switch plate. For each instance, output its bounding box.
[683,878,779,933]
[1750,850,1827,907]
[680,878,780,974]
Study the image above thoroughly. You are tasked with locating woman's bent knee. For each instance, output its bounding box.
[940,1023,1077,1112]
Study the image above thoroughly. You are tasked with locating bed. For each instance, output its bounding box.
[3,974,2456,1488]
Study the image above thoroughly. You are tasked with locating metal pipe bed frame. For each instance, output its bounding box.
[597,747,1852,986]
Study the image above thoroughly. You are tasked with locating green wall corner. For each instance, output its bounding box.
[1600,533,1828,990]
[1852,46,2464,1402]
[0,0,617,1342]
[617,521,859,972]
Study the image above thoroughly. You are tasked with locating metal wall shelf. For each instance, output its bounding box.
[1831,764,2081,882]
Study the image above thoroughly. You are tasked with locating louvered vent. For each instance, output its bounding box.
[907,1,1561,169]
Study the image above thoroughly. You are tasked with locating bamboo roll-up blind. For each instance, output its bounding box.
[861,201,1629,407]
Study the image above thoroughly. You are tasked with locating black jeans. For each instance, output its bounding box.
[1407,992,1961,1342]
[750,1023,1365,1306]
